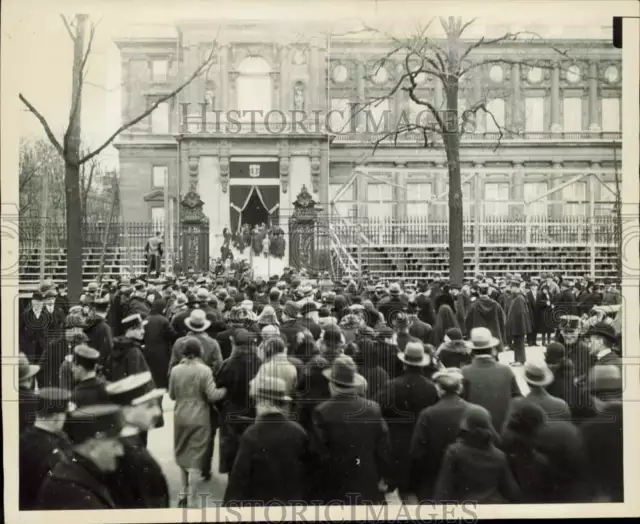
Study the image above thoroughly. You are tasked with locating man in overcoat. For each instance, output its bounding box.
[464,283,507,352]
[375,341,439,501]
[505,279,533,366]
[308,355,394,505]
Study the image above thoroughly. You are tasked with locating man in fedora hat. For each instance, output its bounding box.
[378,282,408,326]
[105,372,169,508]
[18,352,41,432]
[407,368,473,502]
[36,404,127,509]
[19,290,56,365]
[84,293,114,367]
[169,309,223,377]
[464,283,506,352]
[505,278,533,367]
[19,387,74,510]
[375,341,439,502]
[461,328,521,433]
[309,355,393,504]
[223,377,308,505]
[575,322,622,390]
[503,362,571,432]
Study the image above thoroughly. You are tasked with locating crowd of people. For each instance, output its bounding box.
[222,224,286,261]
[17,268,623,510]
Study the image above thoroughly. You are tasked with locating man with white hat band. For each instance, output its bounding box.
[105,372,169,508]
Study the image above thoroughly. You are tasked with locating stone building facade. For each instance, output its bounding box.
[114,21,622,257]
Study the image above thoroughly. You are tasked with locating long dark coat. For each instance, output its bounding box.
[19,308,57,363]
[215,347,262,474]
[580,400,623,502]
[108,292,126,336]
[408,395,471,500]
[506,293,533,339]
[532,419,591,502]
[535,290,555,334]
[462,358,521,432]
[84,315,113,366]
[20,426,72,510]
[295,356,331,434]
[125,296,151,320]
[308,394,393,504]
[36,454,118,509]
[19,386,38,432]
[72,375,110,408]
[106,433,169,508]
[577,292,601,317]
[375,370,439,492]
[216,325,243,361]
[223,412,309,505]
[552,289,577,323]
[38,337,70,388]
[464,296,506,351]
[103,337,151,383]
[143,313,177,389]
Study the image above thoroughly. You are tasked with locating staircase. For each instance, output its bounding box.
[339,244,619,281]
[18,247,151,295]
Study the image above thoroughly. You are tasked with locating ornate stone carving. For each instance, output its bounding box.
[293,81,305,111]
[180,191,208,223]
[279,140,290,194]
[218,140,230,193]
[310,140,321,193]
[188,156,199,193]
[269,71,281,91]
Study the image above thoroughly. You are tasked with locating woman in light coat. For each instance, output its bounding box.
[169,337,225,508]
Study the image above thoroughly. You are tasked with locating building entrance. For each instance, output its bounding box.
[230,185,280,233]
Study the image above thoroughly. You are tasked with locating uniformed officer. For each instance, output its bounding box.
[104,372,169,508]
[69,344,110,408]
[19,387,73,510]
[36,404,126,509]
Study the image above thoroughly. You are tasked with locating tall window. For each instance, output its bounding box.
[152,166,168,188]
[151,60,168,82]
[524,181,549,217]
[237,57,272,121]
[525,97,545,133]
[330,99,352,133]
[151,207,165,229]
[601,98,621,132]
[563,97,583,132]
[406,182,432,217]
[597,181,617,215]
[329,182,356,218]
[367,182,393,219]
[562,181,587,216]
[151,102,170,134]
[485,98,506,132]
[365,99,390,133]
[484,182,509,217]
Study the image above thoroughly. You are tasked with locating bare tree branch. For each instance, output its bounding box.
[18,94,64,155]
[60,15,76,41]
[79,39,219,165]
[64,21,97,151]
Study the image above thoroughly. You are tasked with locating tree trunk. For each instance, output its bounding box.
[65,161,84,301]
[65,14,88,303]
[446,133,465,286]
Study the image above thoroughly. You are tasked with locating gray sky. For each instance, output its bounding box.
[5,0,627,170]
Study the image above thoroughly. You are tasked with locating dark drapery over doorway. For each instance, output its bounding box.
[230,185,280,233]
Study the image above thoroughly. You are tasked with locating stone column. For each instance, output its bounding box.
[121,58,130,126]
[319,143,330,209]
[309,38,320,112]
[588,61,600,132]
[473,70,485,133]
[219,45,229,117]
[280,45,290,111]
[511,64,522,132]
[356,61,366,130]
[395,162,407,221]
[187,43,201,131]
[549,162,563,219]
[511,162,525,218]
[550,63,561,133]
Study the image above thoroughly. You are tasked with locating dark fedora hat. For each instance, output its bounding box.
[322,355,367,389]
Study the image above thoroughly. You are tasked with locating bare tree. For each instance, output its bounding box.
[335,17,576,284]
[20,14,218,301]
